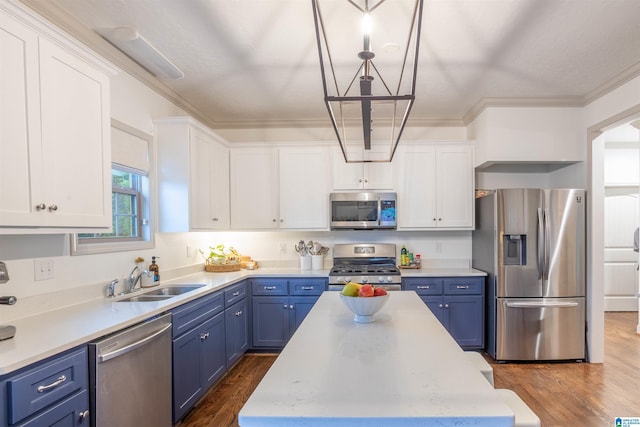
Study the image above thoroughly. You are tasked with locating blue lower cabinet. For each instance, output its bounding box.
[0,346,89,427]
[251,278,326,349]
[172,308,226,423]
[404,277,485,350]
[225,298,249,369]
[289,296,317,334]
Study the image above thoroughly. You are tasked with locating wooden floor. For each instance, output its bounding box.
[179,312,640,427]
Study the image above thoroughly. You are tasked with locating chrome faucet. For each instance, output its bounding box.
[127,265,151,293]
[107,279,119,298]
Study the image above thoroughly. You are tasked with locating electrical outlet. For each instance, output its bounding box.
[34,258,55,281]
[279,242,288,254]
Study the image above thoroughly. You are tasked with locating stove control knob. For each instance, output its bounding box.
[386,276,393,283]
[361,277,368,283]
[344,277,351,283]
[377,276,384,283]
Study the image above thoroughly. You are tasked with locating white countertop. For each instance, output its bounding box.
[239,291,513,427]
[0,266,485,376]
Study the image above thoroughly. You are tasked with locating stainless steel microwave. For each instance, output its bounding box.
[330,192,397,230]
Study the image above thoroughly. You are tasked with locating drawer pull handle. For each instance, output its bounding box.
[456,285,470,289]
[301,286,314,290]
[232,291,240,296]
[417,285,431,289]
[235,310,243,316]
[264,286,276,290]
[37,375,67,393]
[200,332,210,341]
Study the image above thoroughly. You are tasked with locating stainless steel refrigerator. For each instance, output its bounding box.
[472,189,586,361]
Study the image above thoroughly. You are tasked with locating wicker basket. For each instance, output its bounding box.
[205,261,241,272]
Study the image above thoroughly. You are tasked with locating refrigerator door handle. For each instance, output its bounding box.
[544,208,551,280]
[505,301,579,308]
[537,208,544,280]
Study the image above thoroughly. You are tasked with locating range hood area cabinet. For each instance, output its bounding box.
[395,143,475,230]
[156,118,230,232]
[230,146,330,230]
[331,146,395,190]
[0,5,113,231]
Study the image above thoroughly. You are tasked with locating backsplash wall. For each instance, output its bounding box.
[0,230,471,322]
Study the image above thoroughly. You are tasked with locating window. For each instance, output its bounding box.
[71,120,154,255]
[78,167,145,243]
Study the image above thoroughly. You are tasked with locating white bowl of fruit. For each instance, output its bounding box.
[339,282,390,323]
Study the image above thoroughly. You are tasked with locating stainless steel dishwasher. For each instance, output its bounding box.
[89,313,172,427]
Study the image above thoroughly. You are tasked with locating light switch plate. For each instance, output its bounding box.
[34,258,55,281]
[0,262,8,284]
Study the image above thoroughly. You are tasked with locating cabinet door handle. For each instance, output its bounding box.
[200,332,209,341]
[456,285,469,289]
[438,304,443,308]
[79,410,90,422]
[212,218,219,221]
[37,375,67,393]
[272,219,277,222]
[417,285,431,289]
[35,203,46,211]
[283,304,288,309]
[444,304,449,308]
[235,310,243,316]
[280,219,284,222]
[48,204,58,212]
[264,286,276,290]
[289,305,294,309]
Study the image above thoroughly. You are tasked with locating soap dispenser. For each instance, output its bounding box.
[149,256,160,283]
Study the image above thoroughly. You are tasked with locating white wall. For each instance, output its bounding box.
[583,73,640,362]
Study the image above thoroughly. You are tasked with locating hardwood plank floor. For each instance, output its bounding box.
[179,312,640,427]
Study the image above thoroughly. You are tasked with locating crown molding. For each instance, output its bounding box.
[463,96,583,125]
[18,0,640,137]
[582,61,640,106]
[17,0,219,131]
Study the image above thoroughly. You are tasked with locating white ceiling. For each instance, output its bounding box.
[22,0,640,133]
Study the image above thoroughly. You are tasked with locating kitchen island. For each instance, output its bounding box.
[239,291,514,427]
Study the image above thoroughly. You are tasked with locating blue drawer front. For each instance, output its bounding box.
[224,281,247,307]
[289,279,326,296]
[251,280,287,296]
[443,278,483,295]
[403,278,443,295]
[7,347,88,425]
[172,291,224,338]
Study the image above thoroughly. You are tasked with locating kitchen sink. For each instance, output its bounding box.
[118,295,174,303]
[116,285,206,302]
[144,285,206,296]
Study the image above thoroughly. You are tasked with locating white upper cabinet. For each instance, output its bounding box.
[156,118,230,231]
[230,147,279,229]
[396,143,474,230]
[279,147,330,229]
[331,146,395,190]
[0,6,112,230]
[230,146,330,230]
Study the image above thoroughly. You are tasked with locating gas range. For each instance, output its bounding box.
[328,243,401,290]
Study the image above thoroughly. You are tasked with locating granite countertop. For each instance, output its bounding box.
[0,266,485,376]
[239,291,513,427]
